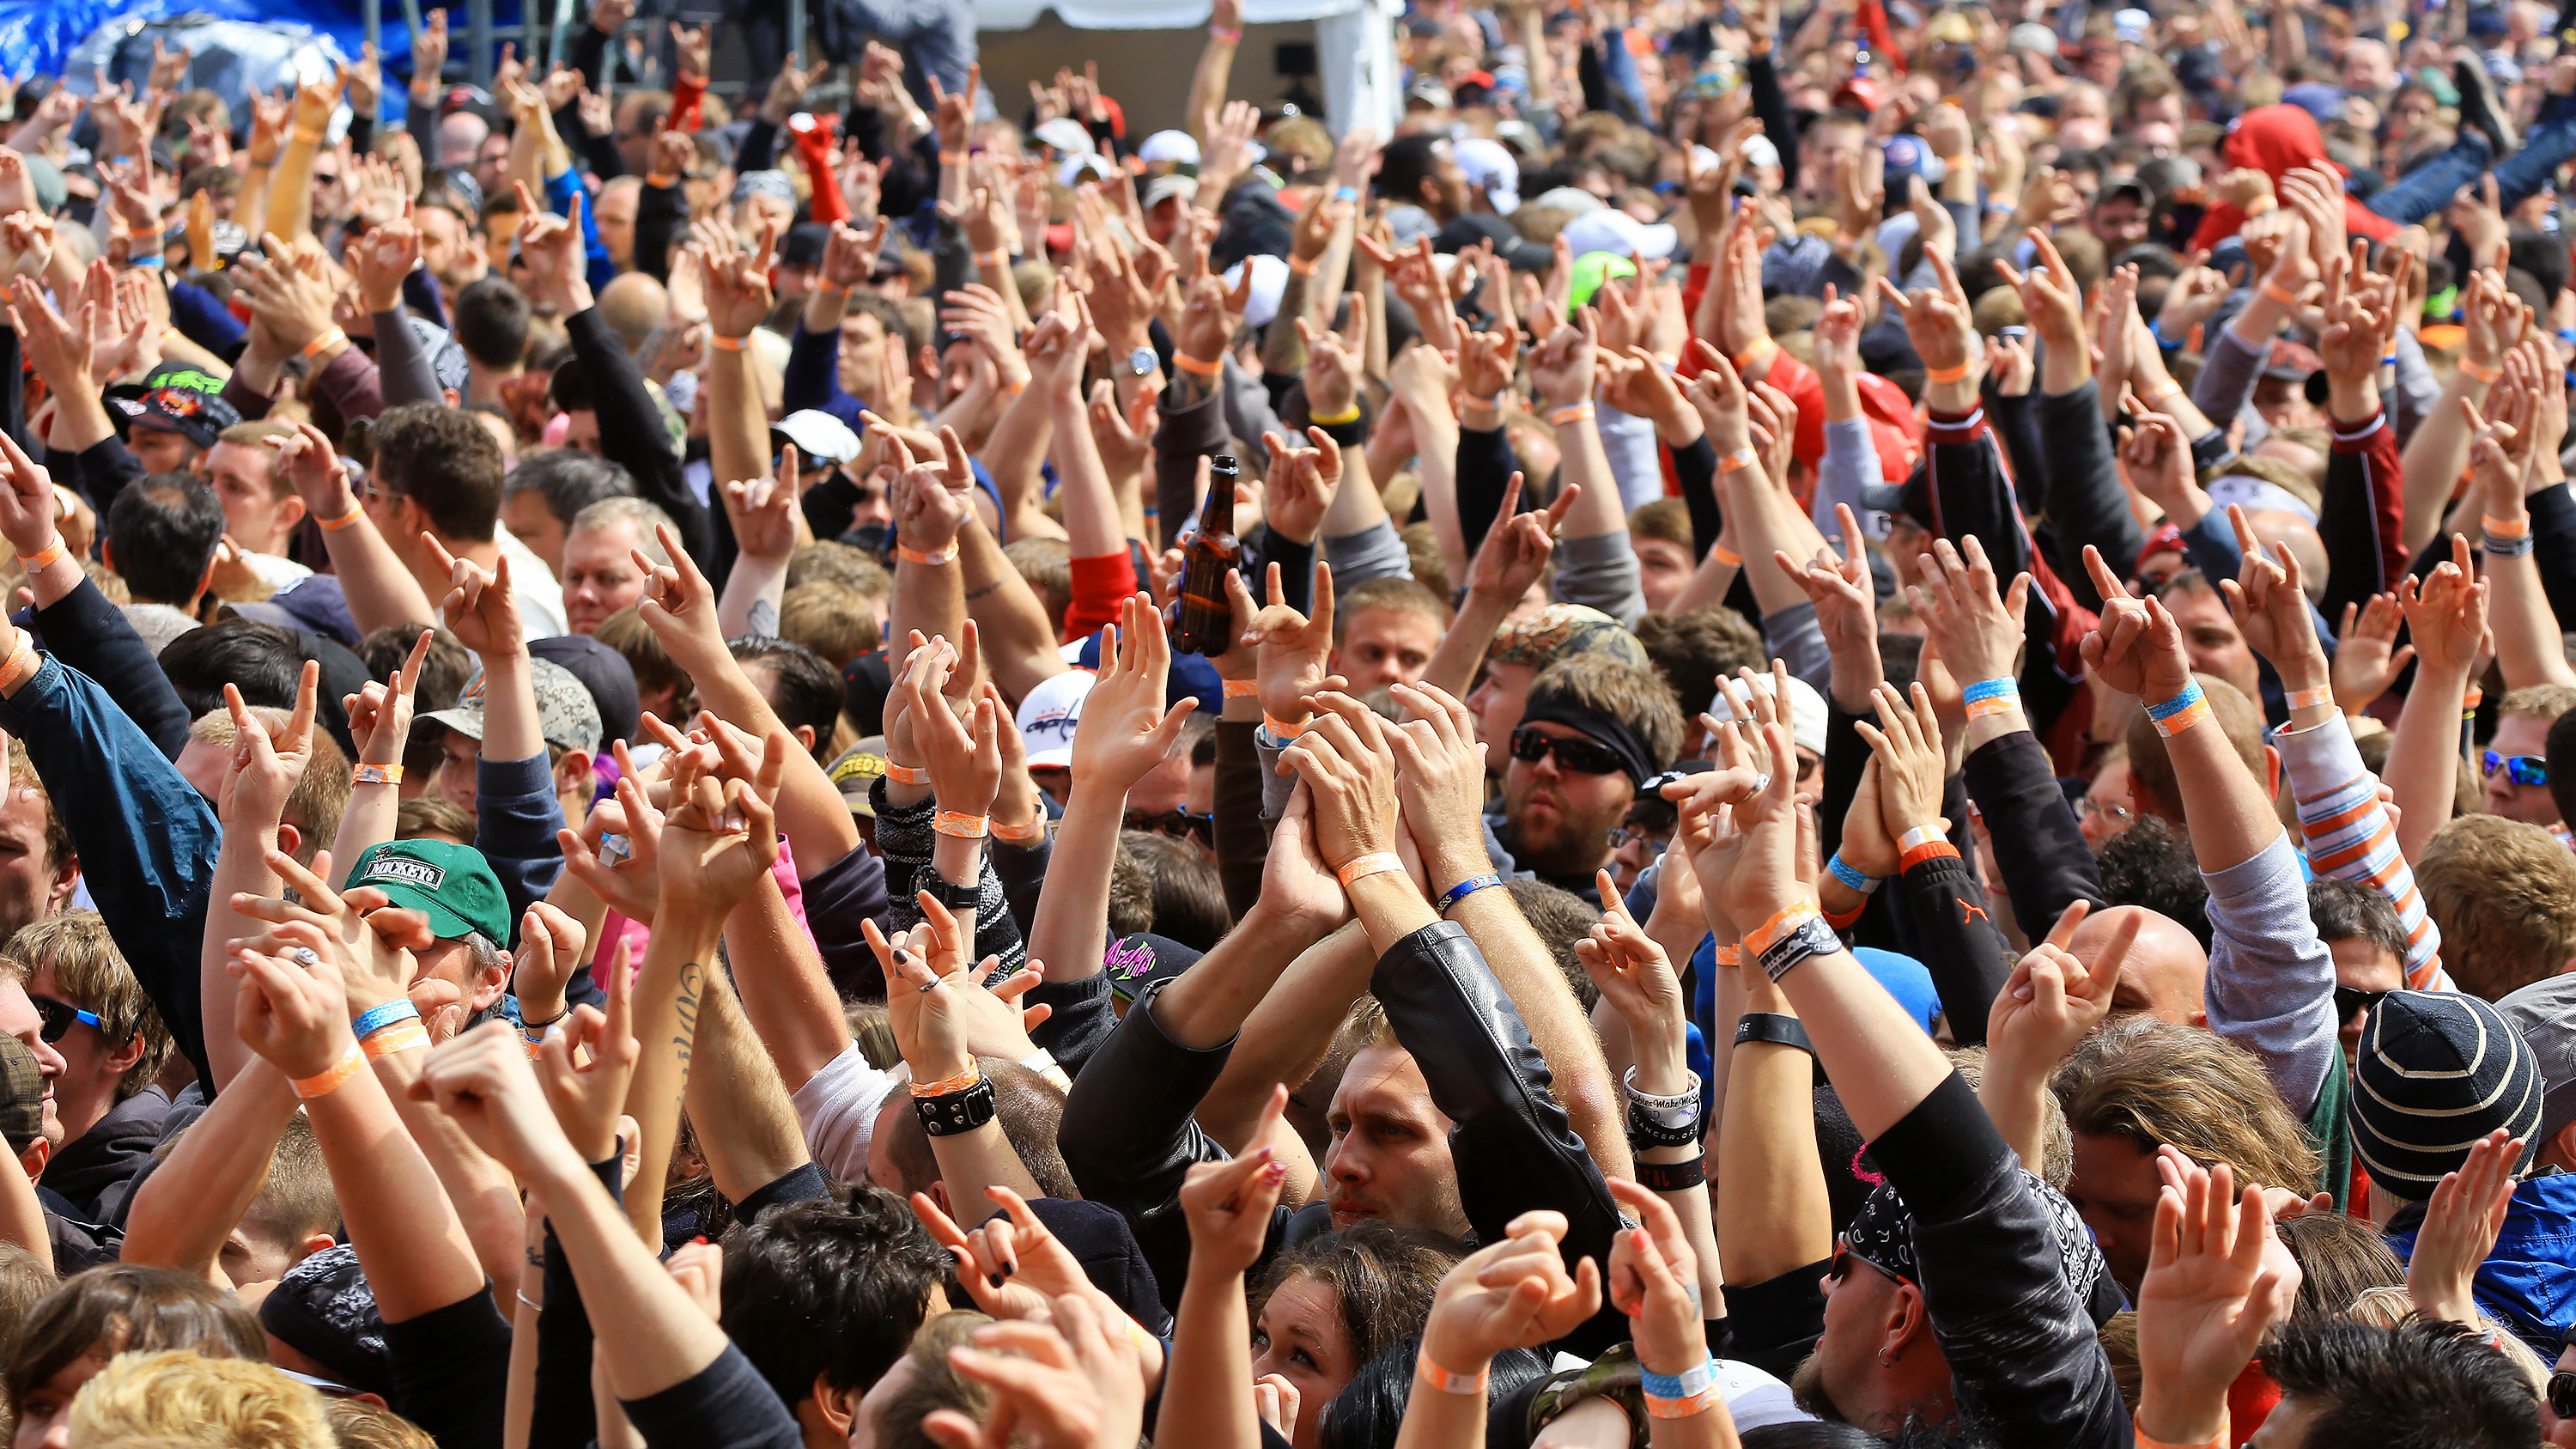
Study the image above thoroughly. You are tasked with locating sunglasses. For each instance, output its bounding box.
[1826,1242,1909,1288]
[1125,808,1214,845]
[1606,824,1671,852]
[28,994,100,1044]
[2552,1368,2576,1419]
[2334,985,2390,1022]
[1510,726,1625,776]
[2484,751,2549,787]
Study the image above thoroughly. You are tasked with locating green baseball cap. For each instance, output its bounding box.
[1567,251,1637,314]
[344,840,512,946]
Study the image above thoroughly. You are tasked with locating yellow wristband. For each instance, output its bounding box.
[1309,402,1362,426]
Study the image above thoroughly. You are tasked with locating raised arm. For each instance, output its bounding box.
[1028,594,1198,993]
[631,521,863,878]
[2387,535,2489,865]
[118,1061,298,1283]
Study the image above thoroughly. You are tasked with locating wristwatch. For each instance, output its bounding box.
[1126,345,1158,378]
[913,868,981,913]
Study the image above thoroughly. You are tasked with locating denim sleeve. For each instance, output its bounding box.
[0,658,221,1099]
[473,752,567,941]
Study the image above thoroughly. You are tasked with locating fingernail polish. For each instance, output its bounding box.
[988,1272,1005,1288]
[1002,1260,1016,1276]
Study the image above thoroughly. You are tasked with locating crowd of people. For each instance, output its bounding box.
[0,0,2567,1443]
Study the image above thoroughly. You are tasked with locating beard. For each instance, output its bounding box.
[1789,1351,1847,1423]
[1504,785,1623,880]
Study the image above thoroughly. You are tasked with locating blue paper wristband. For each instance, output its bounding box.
[1638,1355,1716,1400]
[353,1000,421,1039]
[2145,680,2205,721]
[1960,677,2020,704]
[1439,874,1503,913]
[1826,853,1879,893]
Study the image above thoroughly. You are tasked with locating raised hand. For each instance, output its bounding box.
[226,936,356,1081]
[513,181,593,314]
[2215,502,2325,684]
[1604,1179,1712,1385]
[1875,248,1982,391]
[1280,691,1404,874]
[1072,594,1197,795]
[2133,1160,2299,1448]
[410,1020,587,1184]
[720,447,802,564]
[922,1295,1151,1449]
[558,766,666,922]
[1245,560,1334,728]
[1260,427,1343,546]
[427,536,524,659]
[1909,534,2031,697]
[342,628,434,773]
[1777,502,1876,667]
[351,206,422,314]
[1420,1212,1601,1371]
[1988,899,2133,1067]
[656,725,787,919]
[1382,680,1492,885]
[533,935,637,1163]
[2078,546,2193,701]
[2330,593,2412,713]
[1574,874,1687,1050]
[2406,1128,2519,1327]
[1526,311,1599,409]
[913,1183,1101,1323]
[906,632,1004,818]
[1180,1086,1293,1276]
[2396,534,2490,680]
[1465,471,1576,608]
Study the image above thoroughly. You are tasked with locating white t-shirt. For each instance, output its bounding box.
[792,1040,900,1184]
[495,528,570,639]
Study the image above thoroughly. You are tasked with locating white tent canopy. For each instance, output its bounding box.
[972,0,1399,137]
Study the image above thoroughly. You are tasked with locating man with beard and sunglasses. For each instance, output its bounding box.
[1485,655,1682,908]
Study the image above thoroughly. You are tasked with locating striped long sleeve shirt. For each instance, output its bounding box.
[2275,709,2451,990]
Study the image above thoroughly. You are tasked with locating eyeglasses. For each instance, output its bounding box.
[1510,726,1625,776]
[2334,985,2391,1022]
[2075,796,2134,828]
[2551,1368,2576,1419]
[357,479,404,506]
[2484,751,2549,787]
[1606,824,1672,852]
[1826,1240,1909,1288]
[27,994,100,1044]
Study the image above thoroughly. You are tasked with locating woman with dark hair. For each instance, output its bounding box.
[1248,1221,1465,1449]
[7,1263,266,1447]
[1316,1341,1550,1449]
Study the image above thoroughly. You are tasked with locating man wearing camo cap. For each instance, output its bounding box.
[418,655,603,924]
[1466,602,1652,766]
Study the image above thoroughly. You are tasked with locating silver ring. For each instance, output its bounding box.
[289,947,320,966]
[917,980,939,993]
[1751,772,1771,795]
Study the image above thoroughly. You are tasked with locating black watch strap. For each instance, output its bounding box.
[1734,1011,1814,1055]
[912,868,981,912]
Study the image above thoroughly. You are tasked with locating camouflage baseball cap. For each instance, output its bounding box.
[420,657,604,756]
[344,839,513,946]
[1488,604,1649,672]
[0,1033,40,1155]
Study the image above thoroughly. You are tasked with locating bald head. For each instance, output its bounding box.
[437,110,489,168]
[2079,905,2210,1029]
[2242,508,2327,604]
[596,271,669,356]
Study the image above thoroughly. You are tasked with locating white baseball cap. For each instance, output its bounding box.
[1453,137,1521,213]
[1017,668,1096,768]
[1138,129,1201,167]
[771,409,861,466]
[1558,207,1680,261]
[1707,672,1828,758]
[1033,118,1096,156]
[1058,152,1121,188]
[1222,253,1291,330]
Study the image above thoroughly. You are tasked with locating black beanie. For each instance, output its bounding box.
[2350,990,2543,1201]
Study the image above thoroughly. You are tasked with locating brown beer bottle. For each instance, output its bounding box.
[1170,455,1241,656]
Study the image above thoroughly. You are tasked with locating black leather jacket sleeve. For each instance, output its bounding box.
[1057,982,1236,1313]
[1373,919,1628,1355]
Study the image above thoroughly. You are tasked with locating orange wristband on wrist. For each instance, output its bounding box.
[1336,851,1406,886]
[1173,352,1224,377]
[15,539,64,572]
[1741,898,1822,955]
[292,1043,366,1100]
[932,811,990,838]
[2259,280,2300,306]
[2461,359,2502,384]
[318,504,365,531]
[0,638,39,695]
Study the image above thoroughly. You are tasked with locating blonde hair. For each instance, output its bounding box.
[0,914,168,1099]
[65,1349,331,1449]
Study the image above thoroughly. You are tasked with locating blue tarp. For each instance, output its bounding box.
[0,0,531,123]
